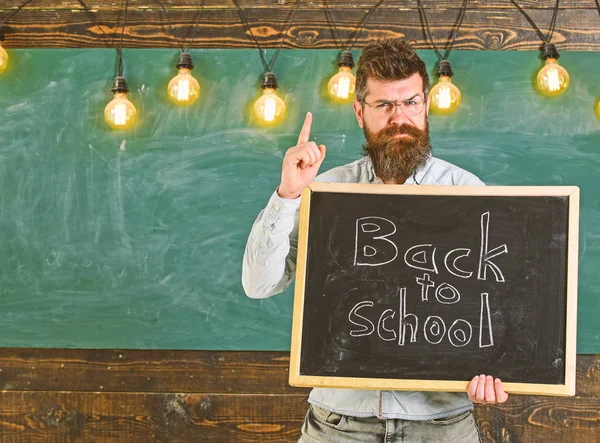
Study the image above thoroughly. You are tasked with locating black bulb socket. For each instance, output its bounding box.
[176,52,194,70]
[542,43,560,60]
[0,28,5,41]
[261,72,278,90]
[111,76,130,94]
[338,50,354,68]
[436,60,454,77]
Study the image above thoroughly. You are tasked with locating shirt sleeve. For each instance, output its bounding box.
[242,190,301,299]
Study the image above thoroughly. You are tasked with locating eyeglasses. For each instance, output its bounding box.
[362,98,426,118]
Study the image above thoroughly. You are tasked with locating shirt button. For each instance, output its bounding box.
[275,204,280,211]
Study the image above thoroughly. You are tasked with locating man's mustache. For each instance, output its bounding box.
[378,124,423,139]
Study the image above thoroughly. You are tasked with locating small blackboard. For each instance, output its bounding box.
[289,183,579,396]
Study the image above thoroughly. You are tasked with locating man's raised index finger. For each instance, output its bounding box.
[297,112,312,145]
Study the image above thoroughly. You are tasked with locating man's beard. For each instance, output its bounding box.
[362,120,431,183]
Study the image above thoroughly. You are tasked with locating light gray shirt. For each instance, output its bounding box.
[242,155,485,420]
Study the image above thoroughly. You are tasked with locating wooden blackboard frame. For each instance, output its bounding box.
[289,183,580,396]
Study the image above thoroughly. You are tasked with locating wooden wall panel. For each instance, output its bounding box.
[0,392,309,442]
[0,391,597,442]
[0,349,306,394]
[0,1,599,50]
[0,349,597,395]
[2,1,600,10]
[476,397,599,443]
[0,349,598,442]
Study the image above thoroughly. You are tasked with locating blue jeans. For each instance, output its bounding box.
[299,404,482,443]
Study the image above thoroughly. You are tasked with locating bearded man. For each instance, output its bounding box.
[242,38,508,443]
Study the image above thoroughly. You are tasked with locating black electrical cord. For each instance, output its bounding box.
[233,0,301,73]
[0,0,35,28]
[509,0,560,44]
[76,0,109,38]
[117,0,131,77]
[153,0,207,53]
[416,0,469,62]
[153,0,185,52]
[323,0,386,51]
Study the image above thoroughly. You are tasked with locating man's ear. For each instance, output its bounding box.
[353,100,364,128]
[425,95,430,115]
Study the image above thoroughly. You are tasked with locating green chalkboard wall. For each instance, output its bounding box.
[0,49,598,352]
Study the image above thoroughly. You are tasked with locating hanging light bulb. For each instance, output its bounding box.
[595,98,600,121]
[429,60,462,114]
[104,76,138,131]
[0,29,8,75]
[253,72,286,126]
[328,50,356,103]
[537,43,569,97]
[167,51,200,106]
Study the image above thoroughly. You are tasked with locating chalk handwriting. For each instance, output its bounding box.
[404,244,439,274]
[478,212,509,282]
[348,289,493,349]
[354,217,398,267]
[398,287,418,345]
[435,282,461,304]
[444,248,473,279]
[347,212,504,349]
[354,212,508,282]
[348,300,375,337]
[415,273,435,301]
[447,319,473,347]
[424,316,446,344]
[479,293,494,348]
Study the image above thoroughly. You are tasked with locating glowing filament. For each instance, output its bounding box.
[437,86,452,109]
[114,103,127,126]
[264,97,276,122]
[177,79,190,101]
[545,68,560,92]
[336,76,351,99]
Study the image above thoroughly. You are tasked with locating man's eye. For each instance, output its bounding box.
[376,102,394,109]
[405,100,419,106]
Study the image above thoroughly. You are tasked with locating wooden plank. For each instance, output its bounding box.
[0,391,309,442]
[0,349,597,397]
[475,396,600,443]
[0,349,309,394]
[577,354,600,398]
[1,1,600,11]
[0,5,599,50]
[0,391,597,442]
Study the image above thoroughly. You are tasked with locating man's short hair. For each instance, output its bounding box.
[355,38,430,102]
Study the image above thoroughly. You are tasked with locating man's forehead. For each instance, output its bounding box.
[365,74,424,98]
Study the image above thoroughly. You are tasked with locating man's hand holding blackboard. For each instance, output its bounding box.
[468,375,509,404]
[277,112,327,199]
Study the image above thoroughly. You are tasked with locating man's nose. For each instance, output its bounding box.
[389,105,410,125]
